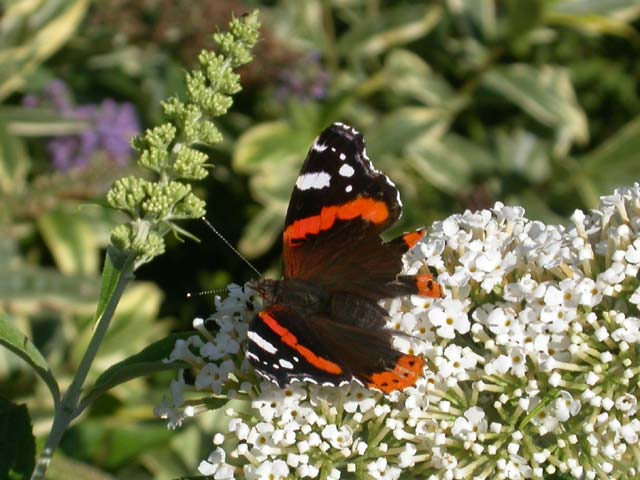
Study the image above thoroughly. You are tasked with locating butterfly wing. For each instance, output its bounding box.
[247,305,425,393]
[282,122,439,300]
[248,122,440,394]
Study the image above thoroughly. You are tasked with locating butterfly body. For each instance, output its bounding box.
[247,122,442,393]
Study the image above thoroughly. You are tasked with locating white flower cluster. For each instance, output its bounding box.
[158,185,640,479]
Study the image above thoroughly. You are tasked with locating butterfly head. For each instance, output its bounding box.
[248,278,279,304]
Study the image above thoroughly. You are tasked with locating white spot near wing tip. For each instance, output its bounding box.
[248,331,278,354]
[313,141,328,152]
[296,171,331,191]
[345,185,353,193]
[331,147,336,152]
[339,153,346,161]
[339,164,355,177]
[246,352,260,362]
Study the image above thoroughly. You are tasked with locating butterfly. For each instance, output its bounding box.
[247,122,442,393]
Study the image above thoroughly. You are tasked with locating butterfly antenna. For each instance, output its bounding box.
[200,217,263,278]
[186,288,227,298]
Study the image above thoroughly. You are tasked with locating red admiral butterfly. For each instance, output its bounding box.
[248,122,442,393]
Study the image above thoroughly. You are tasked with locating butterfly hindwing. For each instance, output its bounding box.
[248,305,425,393]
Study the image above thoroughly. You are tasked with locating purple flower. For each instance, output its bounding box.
[25,80,140,171]
[276,53,331,102]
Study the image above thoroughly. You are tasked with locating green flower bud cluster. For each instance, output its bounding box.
[106,11,260,268]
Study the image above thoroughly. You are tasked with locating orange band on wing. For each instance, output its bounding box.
[402,229,426,249]
[368,355,425,394]
[258,311,343,375]
[284,198,389,246]
[416,274,442,298]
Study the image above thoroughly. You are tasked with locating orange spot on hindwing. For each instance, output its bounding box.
[259,311,343,375]
[416,274,442,298]
[284,198,389,246]
[368,355,425,394]
[402,229,426,249]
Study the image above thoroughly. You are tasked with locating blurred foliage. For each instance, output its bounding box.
[235,0,640,259]
[1,0,640,478]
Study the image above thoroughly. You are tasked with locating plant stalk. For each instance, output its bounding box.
[30,262,134,480]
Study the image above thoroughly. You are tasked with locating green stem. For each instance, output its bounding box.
[30,261,134,480]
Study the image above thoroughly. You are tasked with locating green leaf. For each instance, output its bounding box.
[385,49,462,111]
[75,282,165,367]
[0,0,90,100]
[548,0,640,16]
[79,332,193,411]
[0,314,60,404]
[233,121,315,174]
[482,64,588,156]
[366,107,450,159]
[238,207,285,259]
[578,115,640,202]
[38,208,100,276]
[0,265,100,316]
[338,4,443,58]
[0,119,29,195]
[61,419,175,469]
[494,128,551,183]
[47,454,117,480]
[546,0,640,39]
[407,134,485,194]
[0,397,36,480]
[0,106,88,136]
[94,245,134,325]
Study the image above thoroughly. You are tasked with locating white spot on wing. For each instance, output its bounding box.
[296,172,331,191]
[313,142,328,152]
[248,331,278,354]
[331,147,336,152]
[345,185,353,193]
[293,356,300,362]
[339,153,346,161]
[339,164,355,177]
[279,359,294,369]
[247,351,260,362]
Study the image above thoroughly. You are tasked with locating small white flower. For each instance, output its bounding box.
[321,424,353,450]
[343,384,377,413]
[552,391,581,422]
[398,443,418,468]
[197,448,235,479]
[615,394,638,416]
[436,345,478,381]
[451,406,488,440]
[194,359,236,393]
[247,459,290,480]
[428,299,470,339]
